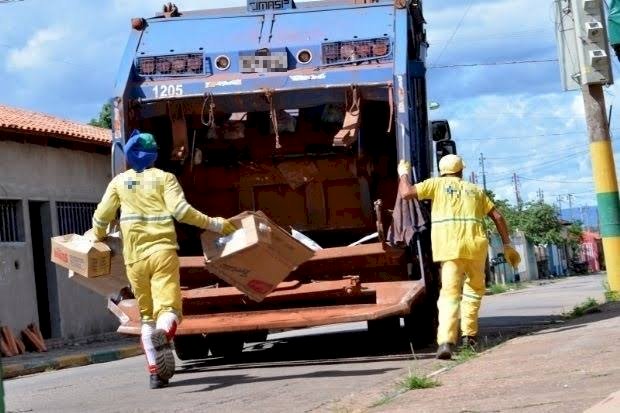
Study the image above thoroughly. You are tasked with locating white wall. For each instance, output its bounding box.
[0,140,119,339]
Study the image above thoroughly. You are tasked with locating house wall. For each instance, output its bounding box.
[0,140,118,339]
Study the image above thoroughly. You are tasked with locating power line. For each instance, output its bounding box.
[519,176,594,184]
[485,151,590,183]
[430,0,474,67]
[457,129,620,141]
[429,58,558,69]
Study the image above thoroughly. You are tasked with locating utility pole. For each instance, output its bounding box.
[567,193,574,220]
[537,188,545,202]
[479,153,487,192]
[557,195,564,215]
[469,171,478,184]
[555,0,620,292]
[512,173,522,209]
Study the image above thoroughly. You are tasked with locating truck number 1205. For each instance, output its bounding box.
[152,84,183,99]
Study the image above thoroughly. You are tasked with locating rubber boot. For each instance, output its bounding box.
[436,343,455,360]
[149,373,169,389]
[461,335,478,349]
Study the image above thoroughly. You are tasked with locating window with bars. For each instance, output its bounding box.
[56,202,98,235]
[0,200,25,243]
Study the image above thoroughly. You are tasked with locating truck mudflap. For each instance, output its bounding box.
[109,279,425,335]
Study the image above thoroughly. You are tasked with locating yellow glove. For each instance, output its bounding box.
[397,160,411,177]
[211,217,237,235]
[503,244,521,268]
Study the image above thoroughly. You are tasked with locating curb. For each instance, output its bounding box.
[2,344,143,379]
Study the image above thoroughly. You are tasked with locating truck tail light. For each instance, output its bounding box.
[137,53,204,76]
[322,38,391,65]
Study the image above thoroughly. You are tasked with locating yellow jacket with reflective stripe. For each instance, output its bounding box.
[415,177,494,262]
[92,168,217,264]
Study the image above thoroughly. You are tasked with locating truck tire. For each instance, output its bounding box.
[404,297,438,349]
[367,316,403,350]
[243,330,269,343]
[207,333,245,358]
[174,334,209,361]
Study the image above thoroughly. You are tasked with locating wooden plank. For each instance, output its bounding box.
[1,327,18,356]
[15,336,26,354]
[22,328,46,353]
[28,323,47,351]
[0,336,13,357]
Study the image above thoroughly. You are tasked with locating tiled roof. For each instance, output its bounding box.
[0,104,111,146]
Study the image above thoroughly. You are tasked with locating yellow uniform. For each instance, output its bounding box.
[92,168,223,322]
[415,177,495,345]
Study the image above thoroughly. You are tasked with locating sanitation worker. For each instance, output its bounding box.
[89,131,236,388]
[397,154,521,360]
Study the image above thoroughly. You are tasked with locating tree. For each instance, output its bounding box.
[484,192,566,246]
[89,102,112,129]
[515,201,564,245]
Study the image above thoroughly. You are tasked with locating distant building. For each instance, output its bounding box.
[560,206,599,231]
[0,104,117,339]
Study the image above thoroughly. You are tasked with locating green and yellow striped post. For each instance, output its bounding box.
[582,85,620,292]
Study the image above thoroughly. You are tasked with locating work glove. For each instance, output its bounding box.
[211,217,237,236]
[397,159,411,177]
[503,244,521,269]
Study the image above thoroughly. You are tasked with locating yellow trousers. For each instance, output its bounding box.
[125,249,182,323]
[437,258,486,345]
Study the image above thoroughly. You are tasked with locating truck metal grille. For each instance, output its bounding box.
[322,38,391,65]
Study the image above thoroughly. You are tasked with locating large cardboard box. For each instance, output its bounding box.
[201,211,314,302]
[51,234,111,277]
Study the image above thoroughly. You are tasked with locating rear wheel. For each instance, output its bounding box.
[207,332,245,358]
[174,334,209,361]
[404,296,438,349]
[367,316,403,350]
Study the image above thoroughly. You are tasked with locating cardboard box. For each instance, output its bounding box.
[51,234,111,277]
[201,211,314,302]
[68,234,129,298]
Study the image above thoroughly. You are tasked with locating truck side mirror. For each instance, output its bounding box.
[435,140,457,171]
[430,120,451,142]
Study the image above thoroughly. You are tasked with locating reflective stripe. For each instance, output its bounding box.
[93,216,108,229]
[173,201,190,220]
[432,217,485,225]
[120,214,173,223]
[462,292,481,300]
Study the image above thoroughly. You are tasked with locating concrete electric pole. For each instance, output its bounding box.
[479,153,487,192]
[512,173,522,209]
[555,0,620,291]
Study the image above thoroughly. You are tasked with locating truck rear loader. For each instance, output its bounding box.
[107,0,456,359]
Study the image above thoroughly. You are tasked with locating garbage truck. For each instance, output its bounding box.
[107,0,457,359]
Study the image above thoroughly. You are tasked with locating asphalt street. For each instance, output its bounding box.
[4,274,606,413]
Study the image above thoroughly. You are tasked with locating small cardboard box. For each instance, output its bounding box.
[51,234,111,277]
[201,211,314,302]
[67,234,129,298]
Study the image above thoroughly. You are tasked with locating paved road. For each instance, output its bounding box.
[4,274,606,413]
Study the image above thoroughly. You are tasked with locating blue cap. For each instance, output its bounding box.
[125,130,158,172]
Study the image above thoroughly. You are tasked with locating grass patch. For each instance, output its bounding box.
[399,371,440,391]
[487,282,524,295]
[564,297,600,318]
[488,283,509,295]
[453,345,478,363]
[369,392,398,408]
[603,281,620,302]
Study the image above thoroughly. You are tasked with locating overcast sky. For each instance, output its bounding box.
[1,0,619,210]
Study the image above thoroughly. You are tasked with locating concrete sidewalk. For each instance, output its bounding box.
[372,301,620,413]
[1,333,142,379]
